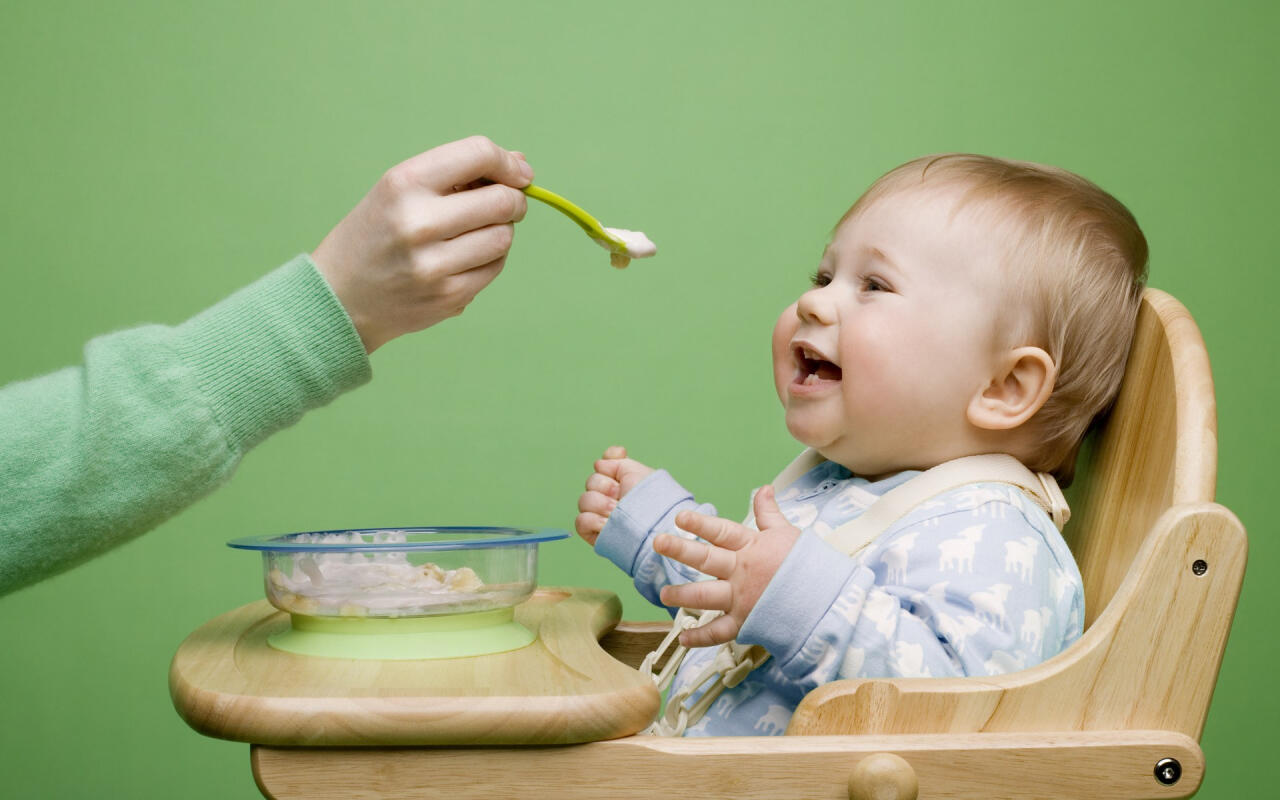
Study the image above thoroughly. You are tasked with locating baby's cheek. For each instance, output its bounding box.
[841,367,894,417]
[840,338,905,413]
[840,325,893,379]
[771,306,799,403]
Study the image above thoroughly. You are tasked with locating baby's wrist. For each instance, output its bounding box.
[737,532,859,662]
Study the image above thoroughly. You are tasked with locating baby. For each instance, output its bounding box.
[575,154,1148,736]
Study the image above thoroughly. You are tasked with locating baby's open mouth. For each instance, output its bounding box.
[793,345,842,386]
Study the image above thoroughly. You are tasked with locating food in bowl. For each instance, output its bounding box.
[228,527,568,618]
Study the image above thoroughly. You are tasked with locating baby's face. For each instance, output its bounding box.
[771,185,1013,476]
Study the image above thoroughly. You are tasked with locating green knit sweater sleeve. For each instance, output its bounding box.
[0,254,371,596]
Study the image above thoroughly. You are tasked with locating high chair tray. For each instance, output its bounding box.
[169,587,660,746]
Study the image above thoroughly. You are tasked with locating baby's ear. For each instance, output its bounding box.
[967,347,1057,431]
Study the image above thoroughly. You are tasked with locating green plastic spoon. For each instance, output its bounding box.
[522,184,656,268]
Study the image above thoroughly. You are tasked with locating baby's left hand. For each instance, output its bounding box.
[655,485,800,648]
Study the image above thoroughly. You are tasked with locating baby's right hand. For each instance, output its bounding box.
[574,446,655,546]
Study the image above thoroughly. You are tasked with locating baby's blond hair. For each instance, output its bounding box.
[844,154,1148,484]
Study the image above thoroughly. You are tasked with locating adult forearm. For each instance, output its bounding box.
[0,256,370,596]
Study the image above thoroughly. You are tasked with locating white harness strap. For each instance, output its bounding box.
[639,450,1070,736]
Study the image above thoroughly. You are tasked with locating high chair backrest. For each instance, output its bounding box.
[1064,288,1217,629]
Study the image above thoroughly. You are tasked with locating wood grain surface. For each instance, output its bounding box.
[251,729,1205,800]
[170,587,659,745]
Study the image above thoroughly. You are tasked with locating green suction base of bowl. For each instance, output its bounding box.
[268,607,534,660]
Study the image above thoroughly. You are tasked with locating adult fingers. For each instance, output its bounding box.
[417,256,506,324]
[752,485,790,530]
[394,135,533,194]
[654,533,737,580]
[680,614,739,648]
[578,490,616,517]
[449,178,491,193]
[660,580,732,612]
[450,152,526,192]
[586,473,620,499]
[414,223,515,280]
[674,511,754,551]
[414,183,527,243]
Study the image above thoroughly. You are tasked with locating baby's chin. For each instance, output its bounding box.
[783,415,897,477]
[783,412,840,455]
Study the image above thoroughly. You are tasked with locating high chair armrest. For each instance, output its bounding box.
[599,620,674,669]
[252,729,1204,800]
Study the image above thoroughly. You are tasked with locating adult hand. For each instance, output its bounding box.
[655,485,801,647]
[574,446,655,546]
[312,135,534,353]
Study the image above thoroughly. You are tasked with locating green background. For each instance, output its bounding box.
[1,1,1274,797]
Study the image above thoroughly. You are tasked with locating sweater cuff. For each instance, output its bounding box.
[595,469,691,575]
[173,254,372,453]
[738,531,858,665]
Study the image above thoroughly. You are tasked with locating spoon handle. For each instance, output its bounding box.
[522,184,613,242]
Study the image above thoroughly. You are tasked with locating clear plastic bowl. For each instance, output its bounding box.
[227,527,569,619]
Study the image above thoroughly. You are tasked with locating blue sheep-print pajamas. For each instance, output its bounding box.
[594,459,1085,737]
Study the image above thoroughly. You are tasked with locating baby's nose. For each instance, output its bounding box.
[796,286,837,325]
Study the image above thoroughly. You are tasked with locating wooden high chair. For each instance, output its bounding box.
[239,289,1246,799]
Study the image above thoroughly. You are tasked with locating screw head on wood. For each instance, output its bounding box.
[1155,757,1182,785]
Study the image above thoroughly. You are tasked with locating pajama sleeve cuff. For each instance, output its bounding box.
[737,530,859,665]
[595,469,694,576]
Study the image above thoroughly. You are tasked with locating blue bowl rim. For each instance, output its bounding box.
[226,526,570,552]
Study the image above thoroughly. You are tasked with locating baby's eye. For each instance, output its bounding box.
[862,276,888,292]
[809,270,832,288]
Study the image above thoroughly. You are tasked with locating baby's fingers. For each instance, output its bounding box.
[575,489,615,546]
[660,579,732,612]
[585,472,619,499]
[654,533,736,579]
[578,490,616,518]
[574,512,606,546]
[680,614,740,648]
[674,511,754,551]
[751,485,791,531]
[594,457,623,480]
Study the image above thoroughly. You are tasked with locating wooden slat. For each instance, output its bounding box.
[252,730,1204,800]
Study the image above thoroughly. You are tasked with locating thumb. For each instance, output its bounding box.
[752,485,789,530]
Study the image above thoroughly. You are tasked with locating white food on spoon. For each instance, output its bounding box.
[597,227,657,269]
